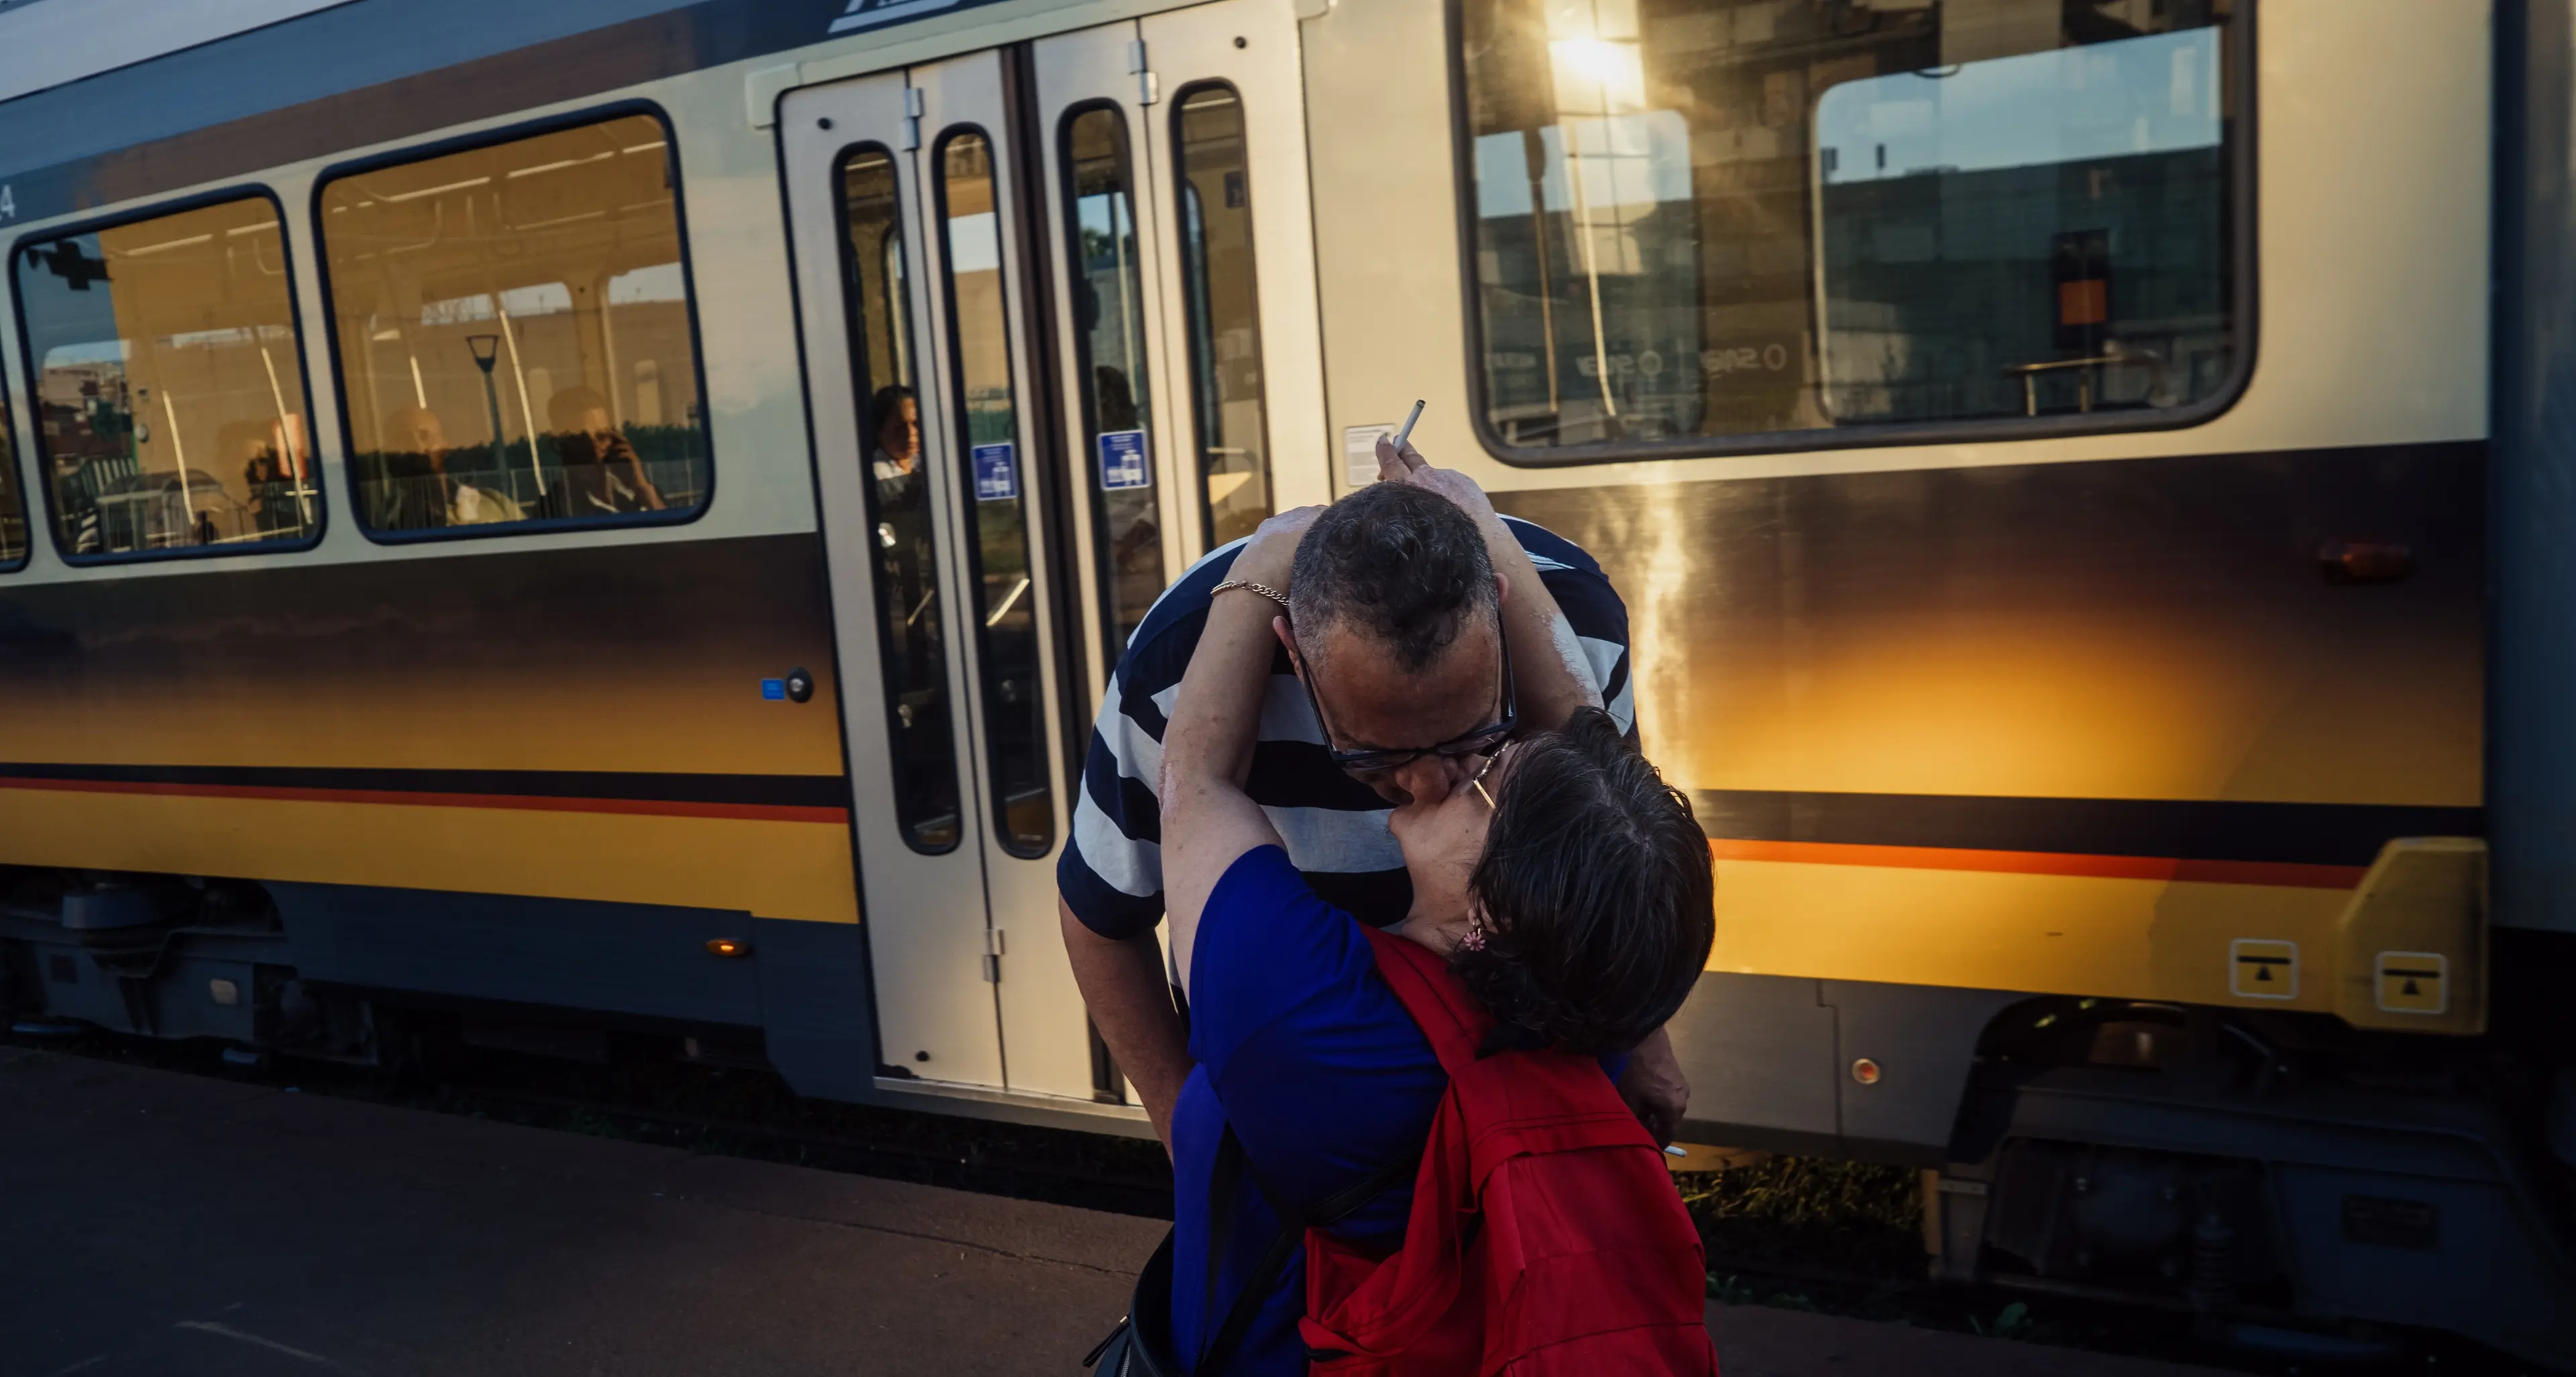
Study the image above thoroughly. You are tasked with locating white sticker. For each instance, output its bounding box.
[2229,938,2298,1000]
[1342,424,1393,487]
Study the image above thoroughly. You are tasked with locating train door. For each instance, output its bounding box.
[780,0,1321,1113]
[1033,0,1334,684]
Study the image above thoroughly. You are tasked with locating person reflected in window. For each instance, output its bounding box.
[228,421,299,537]
[868,384,947,802]
[869,384,922,498]
[1093,366,1158,577]
[372,407,448,532]
[549,386,664,517]
[385,406,522,530]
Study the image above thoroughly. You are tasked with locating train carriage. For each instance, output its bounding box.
[0,0,2569,1364]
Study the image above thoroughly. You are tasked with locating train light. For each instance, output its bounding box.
[705,938,751,958]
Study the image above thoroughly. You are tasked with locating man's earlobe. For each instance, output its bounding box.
[1495,571,1511,609]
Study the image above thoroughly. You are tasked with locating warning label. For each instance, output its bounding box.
[2375,951,2448,1015]
[2229,938,2298,1000]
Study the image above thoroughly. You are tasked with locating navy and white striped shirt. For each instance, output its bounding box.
[1057,516,1634,940]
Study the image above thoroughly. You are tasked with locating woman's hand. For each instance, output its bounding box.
[1230,504,1323,594]
[1377,435,1500,533]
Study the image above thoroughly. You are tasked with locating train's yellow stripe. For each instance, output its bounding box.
[1710,856,2350,1011]
[0,787,860,924]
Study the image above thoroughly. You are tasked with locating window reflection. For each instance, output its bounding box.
[1460,0,2239,451]
[939,129,1055,858]
[1174,86,1273,547]
[317,113,709,535]
[12,196,319,559]
[843,145,961,854]
[1063,105,1164,655]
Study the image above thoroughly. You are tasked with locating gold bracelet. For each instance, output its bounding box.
[1210,579,1291,612]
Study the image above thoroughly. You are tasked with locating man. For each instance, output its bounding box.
[549,385,664,515]
[1058,439,1689,1148]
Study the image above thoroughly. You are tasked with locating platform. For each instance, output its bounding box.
[0,1046,2229,1376]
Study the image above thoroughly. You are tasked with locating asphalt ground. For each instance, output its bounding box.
[0,1044,2245,1377]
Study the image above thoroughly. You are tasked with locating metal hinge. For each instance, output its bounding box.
[902,86,925,150]
[982,926,1006,983]
[1128,39,1159,105]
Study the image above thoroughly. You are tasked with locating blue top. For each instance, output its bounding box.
[1168,846,1627,1375]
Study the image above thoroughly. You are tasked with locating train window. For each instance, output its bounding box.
[1173,85,1274,546]
[315,111,710,538]
[843,144,962,855]
[1061,104,1165,655]
[11,195,321,561]
[936,128,1055,859]
[1458,0,2241,455]
[0,394,25,567]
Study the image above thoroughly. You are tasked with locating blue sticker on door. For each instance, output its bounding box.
[971,442,1018,502]
[1097,429,1150,491]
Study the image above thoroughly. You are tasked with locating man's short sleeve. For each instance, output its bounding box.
[1060,647,1187,940]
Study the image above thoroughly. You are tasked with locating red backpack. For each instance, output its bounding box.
[1295,927,1720,1376]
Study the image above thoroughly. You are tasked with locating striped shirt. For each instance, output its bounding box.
[1057,516,1635,941]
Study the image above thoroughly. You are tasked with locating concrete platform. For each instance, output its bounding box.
[0,1046,2229,1376]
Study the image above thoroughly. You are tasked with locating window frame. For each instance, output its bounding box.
[1053,97,1164,667]
[7,183,329,565]
[929,120,1057,863]
[831,136,964,858]
[1442,0,2263,469]
[306,99,717,545]
[1167,78,1279,553]
[0,391,28,573]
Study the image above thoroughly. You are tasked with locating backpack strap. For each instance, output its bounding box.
[1193,1125,1424,1376]
[1358,926,1490,1079]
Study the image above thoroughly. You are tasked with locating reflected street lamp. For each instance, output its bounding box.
[466,333,505,475]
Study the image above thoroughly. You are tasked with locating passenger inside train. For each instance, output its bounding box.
[1121,451,1716,1373]
[321,110,709,539]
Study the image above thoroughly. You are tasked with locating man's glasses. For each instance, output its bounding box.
[1296,604,1517,777]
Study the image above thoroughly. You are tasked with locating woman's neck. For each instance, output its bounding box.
[1394,910,1474,956]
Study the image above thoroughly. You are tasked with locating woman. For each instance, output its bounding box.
[1151,462,1716,1375]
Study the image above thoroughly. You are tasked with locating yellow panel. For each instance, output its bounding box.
[0,787,858,924]
[2332,837,2487,1034]
[1710,857,2350,1010]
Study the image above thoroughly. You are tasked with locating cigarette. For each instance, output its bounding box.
[1391,399,1426,453]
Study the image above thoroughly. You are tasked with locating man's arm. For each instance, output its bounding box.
[1059,898,1191,1147]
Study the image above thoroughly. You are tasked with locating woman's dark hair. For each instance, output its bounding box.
[1451,707,1715,1056]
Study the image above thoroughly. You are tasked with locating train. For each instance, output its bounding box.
[0,0,2570,1364]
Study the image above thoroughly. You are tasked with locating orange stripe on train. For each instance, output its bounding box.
[1709,838,2365,889]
